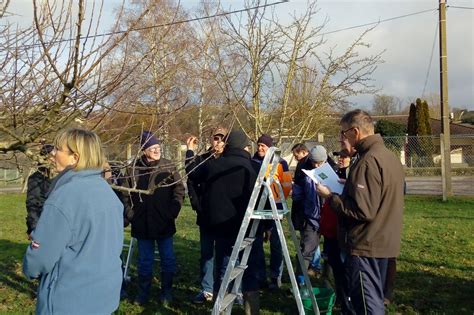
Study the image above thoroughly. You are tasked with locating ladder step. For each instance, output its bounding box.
[239,237,256,251]
[219,293,238,312]
[229,265,247,281]
[251,209,290,219]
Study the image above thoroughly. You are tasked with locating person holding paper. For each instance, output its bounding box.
[316,109,404,315]
[291,145,327,275]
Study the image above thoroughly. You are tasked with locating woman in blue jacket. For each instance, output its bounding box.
[23,128,124,315]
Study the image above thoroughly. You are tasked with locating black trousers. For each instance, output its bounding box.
[324,238,351,314]
[345,255,388,315]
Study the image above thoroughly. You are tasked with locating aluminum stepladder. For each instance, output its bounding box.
[122,235,135,282]
[122,233,161,282]
[212,147,320,315]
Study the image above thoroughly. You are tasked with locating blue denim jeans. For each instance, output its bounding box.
[213,237,234,293]
[199,228,215,293]
[137,237,176,277]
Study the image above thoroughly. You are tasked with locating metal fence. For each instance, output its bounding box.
[313,134,474,176]
[52,134,474,177]
[1,134,473,188]
[0,168,22,186]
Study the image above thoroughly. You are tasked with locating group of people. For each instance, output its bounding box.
[23,109,404,315]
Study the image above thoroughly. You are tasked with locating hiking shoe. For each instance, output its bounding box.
[192,291,213,304]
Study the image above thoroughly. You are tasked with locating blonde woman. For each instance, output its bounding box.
[23,128,124,315]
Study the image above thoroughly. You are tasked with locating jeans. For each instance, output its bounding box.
[214,237,234,293]
[199,228,215,293]
[137,237,176,277]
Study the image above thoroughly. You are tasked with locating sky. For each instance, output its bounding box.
[4,0,474,111]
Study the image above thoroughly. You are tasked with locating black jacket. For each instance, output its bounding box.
[123,156,185,239]
[187,148,257,237]
[25,168,52,234]
[184,149,214,226]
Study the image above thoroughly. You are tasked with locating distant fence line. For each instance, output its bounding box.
[1,134,473,185]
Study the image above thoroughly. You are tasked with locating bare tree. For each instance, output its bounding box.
[371,94,400,116]
[213,0,383,148]
[0,0,151,165]
[92,0,198,152]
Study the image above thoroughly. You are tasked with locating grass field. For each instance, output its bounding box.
[0,194,473,314]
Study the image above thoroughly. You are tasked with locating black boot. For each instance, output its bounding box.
[135,274,152,305]
[160,272,174,305]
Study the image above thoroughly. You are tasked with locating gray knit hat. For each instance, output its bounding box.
[310,145,327,162]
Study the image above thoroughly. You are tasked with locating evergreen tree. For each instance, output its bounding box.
[422,100,432,135]
[415,98,434,166]
[407,102,417,136]
[416,98,427,136]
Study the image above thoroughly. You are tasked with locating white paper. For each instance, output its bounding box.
[302,162,344,194]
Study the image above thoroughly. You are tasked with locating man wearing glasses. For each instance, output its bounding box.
[121,131,185,305]
[316,110,404,314]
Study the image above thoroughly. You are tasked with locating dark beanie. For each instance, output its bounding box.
[257,134,273,148]
[140,131,160,150]
[225,129,248,149]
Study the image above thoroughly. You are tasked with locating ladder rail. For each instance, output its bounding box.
[212,147,320,315]
[270,175,320,315]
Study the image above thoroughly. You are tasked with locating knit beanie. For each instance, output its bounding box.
[225,129,248,149]
[310,145,327,162]
[257,134,273,148]
[140,131,160,150]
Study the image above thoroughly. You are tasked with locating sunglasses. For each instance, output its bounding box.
[213,135,224,142]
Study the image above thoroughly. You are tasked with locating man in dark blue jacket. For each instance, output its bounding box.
[292,145,327,275]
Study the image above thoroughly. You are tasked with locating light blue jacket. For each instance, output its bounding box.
[23,169,124,315]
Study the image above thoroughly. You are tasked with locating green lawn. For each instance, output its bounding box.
[0,194,473,314]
